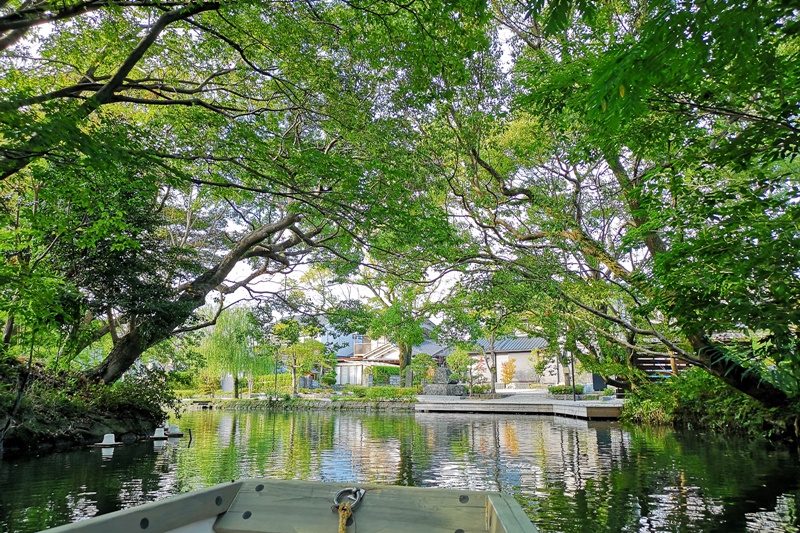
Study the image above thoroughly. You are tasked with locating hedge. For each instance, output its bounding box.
[548,385,583,395]
[372,366,400,384]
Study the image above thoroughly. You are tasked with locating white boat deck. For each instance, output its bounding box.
[43,479,538,533]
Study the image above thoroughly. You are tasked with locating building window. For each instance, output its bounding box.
[353,334,372,355]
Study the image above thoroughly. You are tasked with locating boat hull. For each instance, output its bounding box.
[42,479,537,533]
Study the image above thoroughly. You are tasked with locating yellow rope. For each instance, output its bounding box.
[337,501,352,533]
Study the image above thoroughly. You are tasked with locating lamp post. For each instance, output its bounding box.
[569,351,576,402]
[267,333,283,400]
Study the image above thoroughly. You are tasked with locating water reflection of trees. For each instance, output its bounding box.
[412,414,799,533]
[0,444,168,532]
[170,411,433,487]
[2,411,798,533]
[504,422,800,533]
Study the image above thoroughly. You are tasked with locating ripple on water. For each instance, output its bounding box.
[1,410,798,533]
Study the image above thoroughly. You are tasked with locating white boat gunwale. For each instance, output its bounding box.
[42,479,538,533]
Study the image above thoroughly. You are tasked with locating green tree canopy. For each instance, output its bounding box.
[435,0,800,408]
[272,318,331,394]
[0,0,490,384]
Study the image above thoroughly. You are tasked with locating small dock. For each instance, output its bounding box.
[415,393,623,420]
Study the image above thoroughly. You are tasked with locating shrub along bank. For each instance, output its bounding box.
[622,368,800,439]
[208,397,416,412]
[205,386,419,411]
[1,364,178,458]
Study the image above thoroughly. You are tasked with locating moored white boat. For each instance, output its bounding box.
[42,478,537,533]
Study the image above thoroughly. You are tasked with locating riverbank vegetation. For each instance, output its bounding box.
[623,368,800,438]
[206,386,419,411]
[0,362,177,456]
[2,0,799,448]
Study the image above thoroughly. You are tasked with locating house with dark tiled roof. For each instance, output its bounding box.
[473,335,607,389]
[314,317,587,388]
[334,320,451,386]
[333,319,564,388]
[475,336,549,354]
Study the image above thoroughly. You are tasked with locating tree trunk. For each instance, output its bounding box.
[86,329,146,384]
[488,356,497,393]
[83,214,301,384]
[607,156,791,408]
[398,341,412,386]
[291,349,298,396]
[685,334,789,408]
[2,315,14,354]
[624,331,639,390]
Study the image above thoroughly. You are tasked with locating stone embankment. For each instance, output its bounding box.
[193,398,416,412]
[1,410,157,459]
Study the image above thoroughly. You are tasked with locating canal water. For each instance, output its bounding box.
[1,410,798,532]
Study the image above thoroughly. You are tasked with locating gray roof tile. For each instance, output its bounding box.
[475,336,548,352]
[412,341,451,357]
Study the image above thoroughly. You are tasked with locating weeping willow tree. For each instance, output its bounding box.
[198,306,271,398]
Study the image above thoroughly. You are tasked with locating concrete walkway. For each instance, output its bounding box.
[415,392,624,420]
